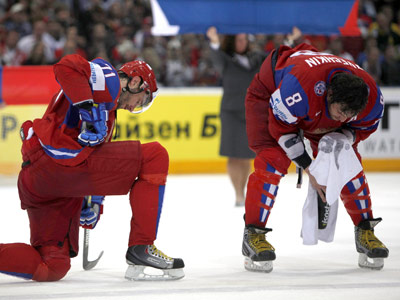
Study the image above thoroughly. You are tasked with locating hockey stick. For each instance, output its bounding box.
[83,228,104,270]
[296,129,304,189]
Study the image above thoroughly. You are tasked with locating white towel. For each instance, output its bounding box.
[301,132,363,245]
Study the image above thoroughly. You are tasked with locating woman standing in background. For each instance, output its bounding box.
[207,27,266,206]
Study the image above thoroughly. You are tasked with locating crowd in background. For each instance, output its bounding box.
[1,0,400,87]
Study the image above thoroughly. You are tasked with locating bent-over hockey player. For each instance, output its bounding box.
[0,54,184,281]
[242,43,389,272]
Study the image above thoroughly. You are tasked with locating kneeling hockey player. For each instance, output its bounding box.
[0,55,184,281]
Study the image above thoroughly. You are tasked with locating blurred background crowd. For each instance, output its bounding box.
[1,0,400,87]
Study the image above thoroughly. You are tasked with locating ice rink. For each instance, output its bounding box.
[0,172,399,300]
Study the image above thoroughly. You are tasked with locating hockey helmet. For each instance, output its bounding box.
[118,60,158,113]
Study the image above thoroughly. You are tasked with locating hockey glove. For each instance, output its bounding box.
[337,128,356,144]
[77,102,108,147]
[80,195,104,229]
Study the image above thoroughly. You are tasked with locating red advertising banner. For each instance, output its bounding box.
[0,66,60,105]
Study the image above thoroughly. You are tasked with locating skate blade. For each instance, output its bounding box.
[244,257,273,273]
[358,253,384,270]
[125,265,185,281]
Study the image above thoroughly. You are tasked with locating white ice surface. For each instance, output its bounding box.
[0,173,399,300]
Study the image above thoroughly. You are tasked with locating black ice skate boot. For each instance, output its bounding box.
[242,225,275,273]
[125,245,185,281]
[355,218,389,270]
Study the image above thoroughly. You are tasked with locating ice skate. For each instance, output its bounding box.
[355,218,389,270]
[242,225,275,273]
[125,245,185,281]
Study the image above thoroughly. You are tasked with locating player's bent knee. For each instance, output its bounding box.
[141,142,169,179]
[150,142,169,163]
[46,260,70,281]
[33,244,71,281]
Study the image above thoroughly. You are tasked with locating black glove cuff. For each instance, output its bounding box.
[292,151,312,169]
[75,100,94,111]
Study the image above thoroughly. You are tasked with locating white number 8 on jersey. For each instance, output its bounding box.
[285,92,302,106]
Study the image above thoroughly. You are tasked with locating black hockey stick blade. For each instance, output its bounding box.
[83,228,104,270]
[317,191,330,230]
[296,166,303,188]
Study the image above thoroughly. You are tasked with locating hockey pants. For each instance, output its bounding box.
[0,142,168,281]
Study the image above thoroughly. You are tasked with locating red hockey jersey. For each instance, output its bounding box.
[247,44,383,152]
[32,54,121,166]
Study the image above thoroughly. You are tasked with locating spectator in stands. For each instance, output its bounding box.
[17,20,56,64]
[47,19,66,58]
[134,16,153,51]
[325,36,355,61]
[381,44,400,85]
[107,1,125,35]
[86,23,114,62]
[4,3,32,38]
[369,11,400,52]
[194,44,220,86]
[165,38,194,86]
[23,41,49,65]
[357,34,384,66]
[264,34,286,55]
[0,29,25,65]
[113,37,139,68]
[54,2,73,31]
[264,27,308,54]
[360,45,382,84]
[206,26,266,206]
[57,26,87,59]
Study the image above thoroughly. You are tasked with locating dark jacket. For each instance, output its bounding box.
[209,48,266,111]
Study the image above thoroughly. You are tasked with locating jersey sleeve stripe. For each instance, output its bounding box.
[39,139,82,159]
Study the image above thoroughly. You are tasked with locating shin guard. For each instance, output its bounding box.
[129,142,168,246]
[245,150,288,227]
[340,171,373,226]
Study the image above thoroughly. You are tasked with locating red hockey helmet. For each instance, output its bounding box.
[118,60,159,113]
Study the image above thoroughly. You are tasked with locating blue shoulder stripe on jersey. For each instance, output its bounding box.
[278,73,309,118]
[39,139,82,160]
[274,64,294,86]
[0,270,33,280]
[91,58,120,105]
[351,84,384,125]
[348,122,380,132]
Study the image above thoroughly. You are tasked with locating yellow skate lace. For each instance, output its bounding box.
[362,230,386,249]
[249,233,275,253]
[149,245,173,261]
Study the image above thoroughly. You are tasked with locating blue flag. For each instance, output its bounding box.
[150,0,359,36]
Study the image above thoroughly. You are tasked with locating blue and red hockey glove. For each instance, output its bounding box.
[78,102,108,147]
[80,195,104,229]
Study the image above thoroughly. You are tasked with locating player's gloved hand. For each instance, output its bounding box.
[80,195,104,229]
[338,128,356,144]
[78,102,108,147]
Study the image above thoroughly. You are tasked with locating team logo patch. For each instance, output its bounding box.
[314,81,326,96]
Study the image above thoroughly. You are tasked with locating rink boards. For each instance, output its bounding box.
[1,83,400,174]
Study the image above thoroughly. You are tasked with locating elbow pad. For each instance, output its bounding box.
[278,133,312,169]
